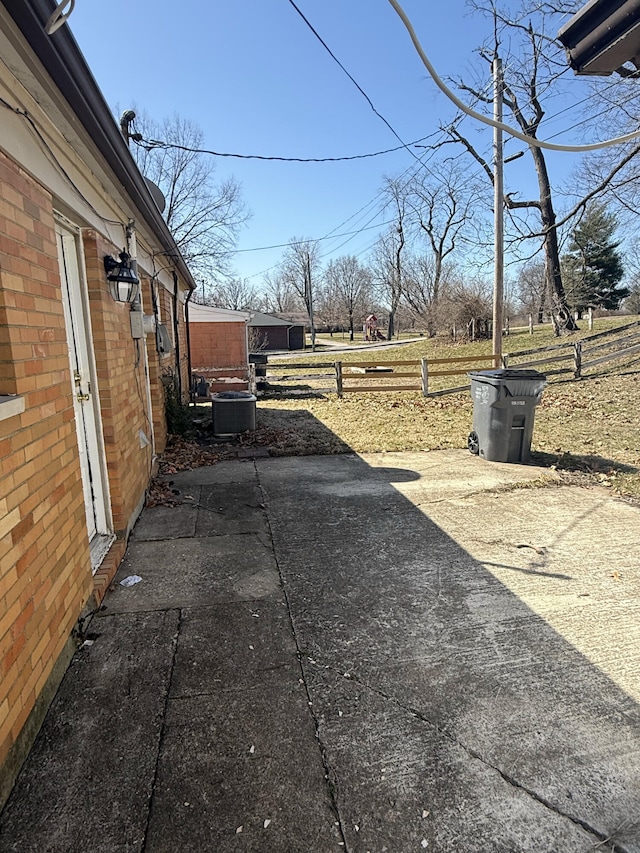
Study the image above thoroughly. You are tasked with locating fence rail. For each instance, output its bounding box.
[251,319,640,399]
[337,353,500,397]
[505,320,640,380]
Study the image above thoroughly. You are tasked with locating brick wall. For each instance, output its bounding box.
[190,321,248,370]
[81,232,156,535]
[0,153,93,780]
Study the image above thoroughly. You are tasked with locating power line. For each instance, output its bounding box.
[285,0,423,165]
[224,219,394,254]
[132,134,438,163]
[386,0,640,152]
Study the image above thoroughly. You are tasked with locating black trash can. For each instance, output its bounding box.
[468,369,546,463]
[212,391,257,437]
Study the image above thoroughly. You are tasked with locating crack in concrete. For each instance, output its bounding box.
[335,665,632,853]
[256,464,350,853]
[141,608,182,853]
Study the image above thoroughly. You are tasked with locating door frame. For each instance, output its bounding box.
[55,213,113,567]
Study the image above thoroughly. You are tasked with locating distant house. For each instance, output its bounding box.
[248,311,306,351]
[188,303,250,393]
[0,0,194,808]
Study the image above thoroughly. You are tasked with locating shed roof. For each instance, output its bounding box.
[248,311,293,327]
[189,303,250,323]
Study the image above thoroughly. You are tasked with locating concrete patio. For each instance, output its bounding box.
[1,450,639,852]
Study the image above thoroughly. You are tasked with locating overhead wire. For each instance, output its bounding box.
[0,95,125,229]
[385,0,640,152]
[223,219,394,254]
[132,133,438,163]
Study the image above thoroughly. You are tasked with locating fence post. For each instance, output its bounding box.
[588,307,593,330]
[421,358,429,397]
[335,361,343,397]
[248,363,257,395]
[529,313,533,335]
[574,341,582,378]
[452,324,457,342]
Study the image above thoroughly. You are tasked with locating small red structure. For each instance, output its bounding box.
[363,314,386,342]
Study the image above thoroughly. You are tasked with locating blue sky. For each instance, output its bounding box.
[69,0,598,286]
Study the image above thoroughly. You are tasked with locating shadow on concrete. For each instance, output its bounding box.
[1,418,639,853]
[532,450,639,477]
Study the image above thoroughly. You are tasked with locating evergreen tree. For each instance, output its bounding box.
[562,205,627,316]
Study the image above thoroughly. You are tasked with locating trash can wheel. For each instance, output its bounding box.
[468,431,480,455]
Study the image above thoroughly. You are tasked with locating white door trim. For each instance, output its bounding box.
[55,216,113,569]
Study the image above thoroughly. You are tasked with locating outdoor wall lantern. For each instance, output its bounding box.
[104,251,140,303]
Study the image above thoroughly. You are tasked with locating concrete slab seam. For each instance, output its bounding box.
[255,462,351,852]
[328,664,632,853]
[141,608,182,853]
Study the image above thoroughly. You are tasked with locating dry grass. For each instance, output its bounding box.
[255,317,640,501]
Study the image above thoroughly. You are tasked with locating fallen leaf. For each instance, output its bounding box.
[263,819,271,829]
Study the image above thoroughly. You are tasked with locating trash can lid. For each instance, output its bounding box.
[469,368,546,380]
[212,391,256,400]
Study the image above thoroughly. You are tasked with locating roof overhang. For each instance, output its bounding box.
[3,0,195,290]
[189,303,251,323]
[558,0,640,75]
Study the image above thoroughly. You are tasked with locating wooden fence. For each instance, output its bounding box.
[504,319,640,378]
[336,353,500,397]
[252,319,640,399]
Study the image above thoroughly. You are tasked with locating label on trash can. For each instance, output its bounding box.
[474,385,491,405]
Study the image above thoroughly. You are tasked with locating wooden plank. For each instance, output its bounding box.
[269,361,334,370]
[506,340,574,358]
[342,359,420,368]
[265,373,334,381]
[507,353,572,369]
[362,371,422,378]
[581,343,640,371]
[426,384,470,397]
[581,318,640,344]
[582,330,640,356]
[428,367,493,377]
[423,354,500,365]
[341,384,422,393]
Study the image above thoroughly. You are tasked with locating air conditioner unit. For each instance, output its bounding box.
[212,391,257,437]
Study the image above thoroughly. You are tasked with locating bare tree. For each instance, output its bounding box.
[370,178,408,340]
[402,162,480,333]
[324,255,372,341]
[280,238,321,350]
[442,3,583,334]
[209,277,256,310]
[131,112,248,280]
[260,270,302,314]
[516,259,547,323]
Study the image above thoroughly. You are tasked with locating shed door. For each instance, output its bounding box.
[56,225,112,568]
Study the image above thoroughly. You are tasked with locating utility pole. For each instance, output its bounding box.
[305,252,316,352]
[492,56,504,362]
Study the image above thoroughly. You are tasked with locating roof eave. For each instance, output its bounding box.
[3,0,195,290]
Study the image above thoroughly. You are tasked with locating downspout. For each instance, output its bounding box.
[172,271,181,401]
[185,287,193,403]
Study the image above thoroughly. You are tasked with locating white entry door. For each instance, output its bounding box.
[56,223,112,568]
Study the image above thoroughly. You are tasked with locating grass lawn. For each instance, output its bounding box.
[255,316,640,501]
